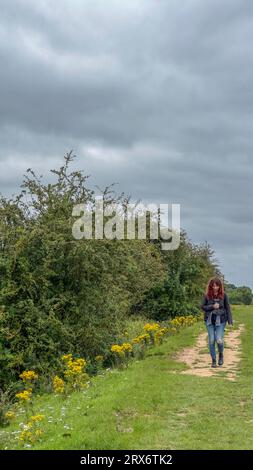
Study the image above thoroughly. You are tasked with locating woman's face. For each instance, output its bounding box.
[213,283,219,293]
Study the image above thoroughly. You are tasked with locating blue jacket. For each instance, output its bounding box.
[200,292,233,325]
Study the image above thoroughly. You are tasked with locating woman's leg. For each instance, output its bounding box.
[206,323,216,362]
[215,322,226,365]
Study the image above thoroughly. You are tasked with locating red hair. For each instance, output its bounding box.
[205,277,224,300]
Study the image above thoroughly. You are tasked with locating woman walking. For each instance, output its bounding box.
[200,277,233,368]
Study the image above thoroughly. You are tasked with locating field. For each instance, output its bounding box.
[1,305,252,450]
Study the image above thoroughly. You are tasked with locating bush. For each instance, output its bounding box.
[0,153,166,392]
[0,152,219,394]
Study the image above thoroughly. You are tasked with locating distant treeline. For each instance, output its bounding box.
[0,152,221,392]
[226,283,253,305]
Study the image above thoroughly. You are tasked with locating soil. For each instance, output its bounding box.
[175,324,245,381]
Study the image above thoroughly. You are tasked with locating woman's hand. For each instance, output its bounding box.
[213,303,220,309]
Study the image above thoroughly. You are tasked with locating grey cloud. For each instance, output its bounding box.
[1,0,253,287]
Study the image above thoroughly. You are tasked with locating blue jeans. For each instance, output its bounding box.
[206,321,226,360]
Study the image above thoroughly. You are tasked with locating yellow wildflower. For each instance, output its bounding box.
[143,323,160,332]
[15,389,32,402]
[158,327,167,335]
[29,414,45,423]
[111,345,125,356]
[19,370,38,382]
[133,333,150,344]
[5,410,15,420]
[53,375,65,394]
[95,355,104,362]
[61,353,73,363]
[139,333,150,342]
[122,343,133,352]
[19,430,33,442]
[132,337,141,344]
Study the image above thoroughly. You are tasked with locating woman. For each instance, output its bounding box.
[200,277,233,368]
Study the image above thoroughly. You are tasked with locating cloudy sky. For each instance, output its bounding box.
[1,0,253,288]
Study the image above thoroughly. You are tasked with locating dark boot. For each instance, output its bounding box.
[211,357,217,368]
[218,352,224,366]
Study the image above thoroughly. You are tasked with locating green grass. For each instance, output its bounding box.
[1,305,253,450]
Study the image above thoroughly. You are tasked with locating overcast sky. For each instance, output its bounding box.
[1,0,253,288]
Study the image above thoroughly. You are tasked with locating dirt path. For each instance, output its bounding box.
[175,324,245,381]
